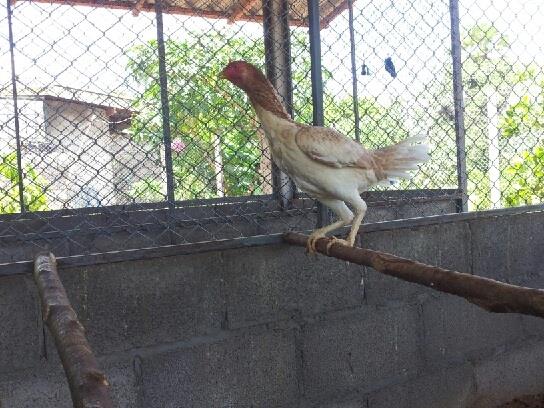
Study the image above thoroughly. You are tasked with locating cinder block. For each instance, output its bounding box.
[436,221,472,273]
[367,363,475,408]
[301,306,420,404]
[470,340,544,408]
[223,244,365,329]
[0,357,137,408]
[470,216,510,279]
[508,212,544,278]
[140,329,298,408]
[313,400,367,407]
[364,226,440,265]
[509,276,544,338]
[422,296,523,367]
[0,275,42,374]
[59,251,225,355]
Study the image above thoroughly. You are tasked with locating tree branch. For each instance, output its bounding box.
[283,233,544,318]
[33,253,113,408]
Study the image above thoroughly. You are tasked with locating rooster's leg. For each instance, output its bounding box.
[307,220,350,254]
[307,199,354,254]
[326,198,367,252]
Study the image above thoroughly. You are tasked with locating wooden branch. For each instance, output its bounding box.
[34,253,113,408]
[283,233,544,318]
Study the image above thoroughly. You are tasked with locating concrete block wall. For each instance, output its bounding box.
[1,208,544,407]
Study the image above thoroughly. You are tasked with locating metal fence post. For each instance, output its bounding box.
[347,0,360,143]
[307,0,330,227]
[263,0,296,209]
[449,0,468,212]
[154,0,176,209]
[6,0,26,213]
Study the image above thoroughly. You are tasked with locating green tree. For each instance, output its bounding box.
[127,32,266,199]
[500,68,544,206]
[419,23,544,210]
[127,30,411,201]
[503,146,544,206]
[0,152,48,213]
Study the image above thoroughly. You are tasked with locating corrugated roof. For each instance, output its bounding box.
[18,0,349,28]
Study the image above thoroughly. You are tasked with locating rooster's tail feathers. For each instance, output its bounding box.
[372,135,429,183]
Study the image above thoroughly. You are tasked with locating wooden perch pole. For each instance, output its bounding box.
[283,233,544,318]
[33,253,113,408]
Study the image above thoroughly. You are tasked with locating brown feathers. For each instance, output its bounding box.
[221,61,291,120]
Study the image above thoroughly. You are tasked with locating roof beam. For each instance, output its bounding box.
[227,0,259,24]
[132,0,148,16]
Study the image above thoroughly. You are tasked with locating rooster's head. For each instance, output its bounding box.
[220,61,266,91]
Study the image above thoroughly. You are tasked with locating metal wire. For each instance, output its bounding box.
[0,0,542,264]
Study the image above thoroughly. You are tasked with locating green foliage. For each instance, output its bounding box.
[462,24,517,209]
[496,57,544,207]
[415,23,544,209]
[0,152,48,213]
[504,146,544,206]
[129,178,164,202]
[127,32,266,199]
[126,30,411,200]
[500,91,544,139]
[124,23,544,209]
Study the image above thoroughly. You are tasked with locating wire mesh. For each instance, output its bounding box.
[317,0,457,193]
[0,0,540,263]
[458,0,544,211]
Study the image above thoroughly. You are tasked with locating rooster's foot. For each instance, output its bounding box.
[306,232,327,255]
[326,236,355,254]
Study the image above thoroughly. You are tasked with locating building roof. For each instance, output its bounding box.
[0,85,133,130]
[21,0,349,28]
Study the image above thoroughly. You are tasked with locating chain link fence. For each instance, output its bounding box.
[0,0,542,263]
[458,0,544,210]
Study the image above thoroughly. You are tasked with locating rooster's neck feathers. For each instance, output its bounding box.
[244,78,292,121]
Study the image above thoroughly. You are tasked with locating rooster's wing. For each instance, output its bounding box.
[294,126,377,170]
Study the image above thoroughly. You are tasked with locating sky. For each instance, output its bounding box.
[1,0,543,106]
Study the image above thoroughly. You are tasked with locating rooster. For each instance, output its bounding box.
[221,61,428,253]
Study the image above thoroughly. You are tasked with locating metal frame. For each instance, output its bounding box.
[448,0,468,212]
[347,0,360,142]
[1,199,539,278]
[155,0,176,208]
[0,0,494,269]
[307,0,331,228]
[6,0,25,213]
[263,0,296,208]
